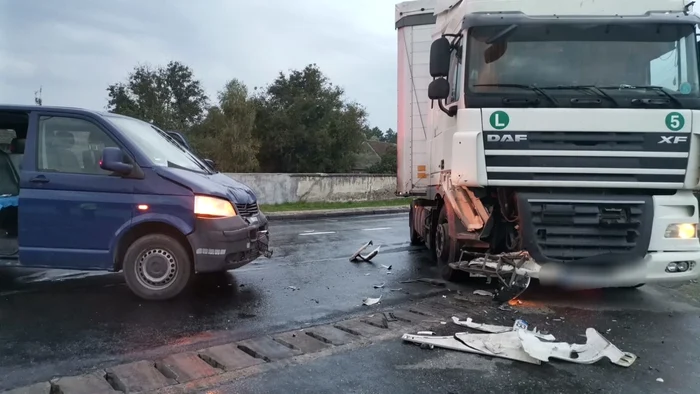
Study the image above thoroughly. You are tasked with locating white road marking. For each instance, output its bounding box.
[298,231,336,236]
[362,227,392,231]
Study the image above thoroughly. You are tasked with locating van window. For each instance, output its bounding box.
[104,115,209,173]
[37,116,119,175]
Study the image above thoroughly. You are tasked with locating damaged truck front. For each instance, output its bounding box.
[396,0,700,296]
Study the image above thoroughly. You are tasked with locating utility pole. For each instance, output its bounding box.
[34,86,42,106]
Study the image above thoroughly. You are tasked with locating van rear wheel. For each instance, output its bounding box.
[123,234,192,301]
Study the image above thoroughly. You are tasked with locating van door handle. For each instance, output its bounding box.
[80,203,97,211]
[29,175,49,184]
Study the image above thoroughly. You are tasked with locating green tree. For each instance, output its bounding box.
[190,80,260,172]
[106,61,208,131]
[253,64,367,173]
[382,128,397,143]
[363,126,384,141]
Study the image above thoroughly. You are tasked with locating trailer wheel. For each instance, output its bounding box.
[123,233,192,301]
[409,201,422,245]
[435,204,460,281]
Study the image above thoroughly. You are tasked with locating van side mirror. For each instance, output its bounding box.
[430,37,452,77]
[100,147,133,175]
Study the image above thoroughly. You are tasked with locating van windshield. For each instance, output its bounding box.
[105,115,209,173]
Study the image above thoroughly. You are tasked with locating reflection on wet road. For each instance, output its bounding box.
[0,213,447,390]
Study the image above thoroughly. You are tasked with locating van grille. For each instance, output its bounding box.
[516,194,653,264]
[235,203,259,217]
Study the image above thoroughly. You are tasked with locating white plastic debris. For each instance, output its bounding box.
[362,296,382,306]
[417,331,435,335]
[381,264,392,270]
[373,283,385,289]
[518,328,637,367]
[402,331,540,364]
[473,290,494,297]
[287,286,299,291]
[350,241,381,262]
[451,316,555,341]
[656,378,664,383]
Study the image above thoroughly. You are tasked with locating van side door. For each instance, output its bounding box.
[19,112,136,270]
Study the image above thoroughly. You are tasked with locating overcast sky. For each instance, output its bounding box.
[0,0,399,130]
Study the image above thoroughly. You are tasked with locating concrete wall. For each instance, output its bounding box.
[225,173,397,205]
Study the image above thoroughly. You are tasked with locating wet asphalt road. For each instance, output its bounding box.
[2,213,700,393]
[0,213,450,391]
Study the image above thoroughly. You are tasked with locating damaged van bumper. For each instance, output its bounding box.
[187,213,272,273]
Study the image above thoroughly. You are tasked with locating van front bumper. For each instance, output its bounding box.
[187,213,271,273]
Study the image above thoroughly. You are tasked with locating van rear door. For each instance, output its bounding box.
[18,111,135,270]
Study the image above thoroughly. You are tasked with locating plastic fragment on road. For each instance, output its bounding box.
[401,331,541,365]
[451,317,556,341]
[518,328,637,367]
[473,290,494,297]
[381,264,392,270]
[417,331,435,335]
[656,378,664,383]
[350,240,381,262]
[374,283,385,289]
[362,296,382,306]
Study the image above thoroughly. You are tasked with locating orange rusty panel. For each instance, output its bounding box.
[417,165,426,172]
[417,172,428,179]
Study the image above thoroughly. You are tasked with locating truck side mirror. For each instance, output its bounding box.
[430,37,452,77]
[428,78,450,100]
[100,147,133,175]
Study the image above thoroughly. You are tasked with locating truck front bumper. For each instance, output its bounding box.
[187,213,271,273]
[530,251,700,288]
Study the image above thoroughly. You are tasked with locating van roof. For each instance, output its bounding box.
[0,104,123,118]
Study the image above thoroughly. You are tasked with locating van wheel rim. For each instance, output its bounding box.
[136,248,178,290]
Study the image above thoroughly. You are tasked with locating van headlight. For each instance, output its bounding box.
[194,195,237,218]
[664,223,697,239]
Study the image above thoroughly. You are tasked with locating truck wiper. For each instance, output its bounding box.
[539,85,619,107]
[473,84,559,106]
[596,85,684,108]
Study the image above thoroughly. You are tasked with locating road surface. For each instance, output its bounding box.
[1,213,699,393]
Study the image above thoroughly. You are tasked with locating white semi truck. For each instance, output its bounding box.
[396,0,700,298]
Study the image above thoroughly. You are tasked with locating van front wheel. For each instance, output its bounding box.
[123,234,192,301]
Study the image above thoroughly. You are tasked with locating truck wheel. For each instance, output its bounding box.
[409,201,422,245]
[435,204,460,281]
[123,234,192,301]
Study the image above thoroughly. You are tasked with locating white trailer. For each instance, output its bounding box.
[396,0,700,299]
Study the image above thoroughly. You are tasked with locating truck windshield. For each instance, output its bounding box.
[105,115,210,173]
[467,23,699,104]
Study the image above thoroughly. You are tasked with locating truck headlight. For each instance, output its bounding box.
[664,223,697,239]
[194,195,237,218]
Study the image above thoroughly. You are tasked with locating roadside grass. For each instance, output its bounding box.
[260,198,410,213]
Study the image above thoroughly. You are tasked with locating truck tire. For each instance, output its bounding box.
[123,233,192,301]
[435,204,460,281]
[409,201,422,245]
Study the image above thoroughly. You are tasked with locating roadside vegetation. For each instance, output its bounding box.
[260,198,410,212]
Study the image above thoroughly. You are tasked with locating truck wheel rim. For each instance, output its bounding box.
[436,223,446,259]
[136,248,178,290]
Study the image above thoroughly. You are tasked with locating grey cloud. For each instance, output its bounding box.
[0,0,398,130]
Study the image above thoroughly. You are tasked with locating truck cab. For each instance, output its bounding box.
[397,0,700,291]
[0,105,270,300]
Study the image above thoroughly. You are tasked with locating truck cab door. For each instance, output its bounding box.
[19,111,136,270]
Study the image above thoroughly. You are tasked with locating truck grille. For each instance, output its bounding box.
[235,203,259,217]
[516,194,653,264]
[483,131,689,186]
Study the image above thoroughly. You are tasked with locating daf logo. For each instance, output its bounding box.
[659,136,688,144]
[487,134,527,143]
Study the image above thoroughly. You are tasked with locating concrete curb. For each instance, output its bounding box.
[265,206,409,221]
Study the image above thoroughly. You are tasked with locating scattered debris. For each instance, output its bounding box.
[373,283,385,289]
[238,312,256,319]
[350,240,381,262]
[365,273,371,276]
[498,304,514,312]
[440,321,447,325]
[656,378,664,383]
[417,331,435,336]
[404,325,636,368]
[362,296,382,306]
[389,288,403,292]
[381,264,392,270]
[400,278,448,287]
[452,317,555,341]
[287,286,299,291]
[473,290,495,297]
[518,328,636,367]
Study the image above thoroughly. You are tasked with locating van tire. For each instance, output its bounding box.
[123,234,192,301]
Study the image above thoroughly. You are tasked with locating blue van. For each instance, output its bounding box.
[0,105,271,300]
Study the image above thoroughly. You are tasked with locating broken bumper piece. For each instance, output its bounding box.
[350,240,381,262]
